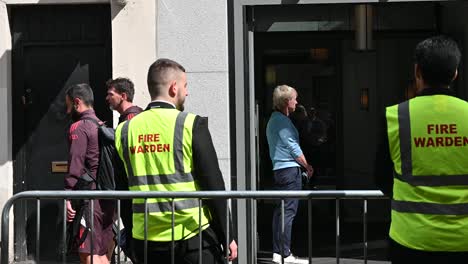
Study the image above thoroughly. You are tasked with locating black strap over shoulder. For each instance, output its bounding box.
[82,117,101,127]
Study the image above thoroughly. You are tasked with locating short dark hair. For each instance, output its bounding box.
[147,58,186,99]
[106,77,135,102]
[65,83,94,107]
[414,35,461,87]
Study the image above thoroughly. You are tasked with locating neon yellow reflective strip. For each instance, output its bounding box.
[183,113,195,173]
[393,178,468,204]
[133,207,211,241]
[386,105,401,175]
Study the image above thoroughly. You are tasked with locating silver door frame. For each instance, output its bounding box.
[231,1,447,263]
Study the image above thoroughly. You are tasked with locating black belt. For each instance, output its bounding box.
[134,226,220,251]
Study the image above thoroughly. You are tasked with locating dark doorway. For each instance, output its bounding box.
[255,32,343,191]
[255,32,344,258]
[10,4,112,261]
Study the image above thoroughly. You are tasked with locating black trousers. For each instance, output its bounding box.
[390,238,468,264]
[132,227,226,264]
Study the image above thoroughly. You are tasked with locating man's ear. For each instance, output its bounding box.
[168,81,177,97]
[453,69,459,82]
[121,93,128,101]
[414,64,422,81]
[73,98,81,108]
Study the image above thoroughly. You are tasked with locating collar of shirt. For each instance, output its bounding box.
[145,100,176,110]
[417,87,455,97]
[79,109,97,119]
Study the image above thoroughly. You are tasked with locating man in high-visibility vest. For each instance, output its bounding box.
[375,36,468,263]
[115,58,237,263]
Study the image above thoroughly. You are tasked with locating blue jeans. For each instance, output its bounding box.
[272,166,302,257]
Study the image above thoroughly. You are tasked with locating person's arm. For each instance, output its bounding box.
[374,113,394,197]
[192,116,237,259]
[278,125,313,177]
[295,154,314,177]
[65,121,88,221]
[66,121,88,190]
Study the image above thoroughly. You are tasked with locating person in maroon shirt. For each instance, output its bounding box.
[105,77,143,124]
[65,83,115,264]
[105,77,143,262]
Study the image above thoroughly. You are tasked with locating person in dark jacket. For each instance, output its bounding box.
[105,77,143,123]
[65,83,115,264]
[374,35,468,263]
[115,59,237,263]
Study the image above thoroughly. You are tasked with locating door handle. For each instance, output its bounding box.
[22,88,33,106]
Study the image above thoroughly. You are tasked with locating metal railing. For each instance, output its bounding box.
[1,190,385,264]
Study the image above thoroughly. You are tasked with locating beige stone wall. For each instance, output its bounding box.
[0,1,14,261]
[110,0,157,125]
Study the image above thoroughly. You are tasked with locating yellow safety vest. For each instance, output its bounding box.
[115,108,211,242]
[386,94,468,251]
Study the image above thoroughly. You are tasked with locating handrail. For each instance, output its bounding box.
[1,190,385,200]
[1,190,386,264]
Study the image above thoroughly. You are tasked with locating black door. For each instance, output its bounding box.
[254,32,343,257]
[10,5,112,261]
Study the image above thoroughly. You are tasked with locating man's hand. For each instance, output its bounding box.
[228,240,238,261]
[306,164,314,178]
[66,200,76,222]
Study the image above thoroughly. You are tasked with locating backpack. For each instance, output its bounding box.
[83,118,117,190]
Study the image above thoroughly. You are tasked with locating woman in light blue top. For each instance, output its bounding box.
[266,85,313,264]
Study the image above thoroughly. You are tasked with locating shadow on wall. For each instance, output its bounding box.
[0,49,12,166]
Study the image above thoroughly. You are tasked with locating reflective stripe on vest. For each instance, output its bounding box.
[392,200,468,215]
[122,112,195,190]
[117,109,211,241]
[132,199,200,214]
[392,101,468,214]
[387,95,468,251]
[394,101,468,187]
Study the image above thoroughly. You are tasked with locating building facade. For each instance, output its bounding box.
[1,0,468,263]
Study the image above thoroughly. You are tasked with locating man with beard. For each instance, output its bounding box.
[105,77,143,124]
[105,77,142,263]
[114,58,238,263]
[65,83,115,264]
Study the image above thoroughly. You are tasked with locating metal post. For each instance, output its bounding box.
[308,199,312,264]
[144,198,148,264]
[90,199,94,264]
[198,199,203,264]
[251,198,257,264]
[363,199,368,264]
[36,199,40,263]
[171,198,175,264]
[281,199,285,264]
[226,199,230,260]
[336,199,340,264]
[117,199,121,264]
[62,199,67,264]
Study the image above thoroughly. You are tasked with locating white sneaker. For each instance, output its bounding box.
[272,252,309,264]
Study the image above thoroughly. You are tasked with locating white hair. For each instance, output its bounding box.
[272,85,296,111]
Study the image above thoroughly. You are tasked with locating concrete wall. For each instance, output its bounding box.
[110,0,232,189]
[0,1,14,261]
[110,0,157,125]
[157,0,231,189]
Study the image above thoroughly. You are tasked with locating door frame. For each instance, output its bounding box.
[9,4,112,261]
[230,1,447,263]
